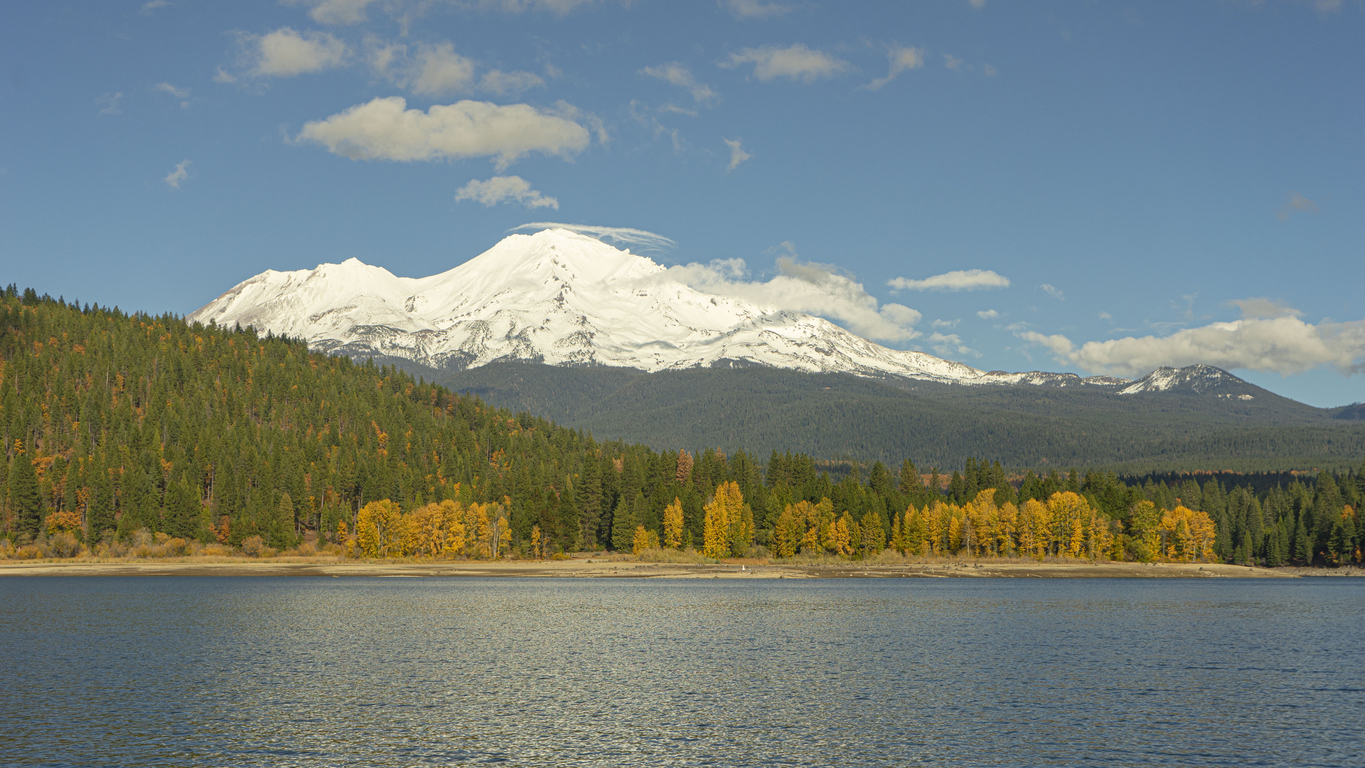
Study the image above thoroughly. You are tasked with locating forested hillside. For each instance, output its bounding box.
[436,362,1365,472]
[1,287,1361,565]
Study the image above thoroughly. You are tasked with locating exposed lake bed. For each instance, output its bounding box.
[0,556,1313,579]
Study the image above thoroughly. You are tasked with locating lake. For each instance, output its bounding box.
[1,577,1362,767]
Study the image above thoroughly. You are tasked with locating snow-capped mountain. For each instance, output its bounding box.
[187,228,1250,394]
[1118,364,1258,398]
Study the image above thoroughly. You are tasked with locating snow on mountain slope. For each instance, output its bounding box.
[190,228,1152,388]
[1118,364,1257,397]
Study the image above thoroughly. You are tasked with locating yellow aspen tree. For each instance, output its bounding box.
[702,489,732,558]
[473,503,492,558]
[926,501,947,556]
[493,514,511,559]
[356,499,403,558]
[1069,517,1084,559]
[530,524,543,558]
[1021,499,1051,560]
[773,502,808,558]
[998,501,1018,557]
[1048,492,1090,558]
[662,497,684,549]
[632,524,652,555]
[442,501,467,558]
[890,512,906,555]
[800,517,821,555]
[948,515,963,554]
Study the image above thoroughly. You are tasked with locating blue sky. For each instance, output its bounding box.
[1,0,1362,407]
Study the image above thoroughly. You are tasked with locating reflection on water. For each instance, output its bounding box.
[1,578,1362,767]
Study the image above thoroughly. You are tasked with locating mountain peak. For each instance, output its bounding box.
[187,231,1238,398]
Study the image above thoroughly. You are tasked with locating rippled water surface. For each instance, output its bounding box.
[1,577,1362,767]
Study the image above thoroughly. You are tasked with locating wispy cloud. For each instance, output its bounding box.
[96,92,123,116]
[163,159,191,189]
[721,0,792,19]
[510,223,676,252]
[140,0,171,15]
[641,63,717,103]
[977,309,999,320]
[1040,283,1065,301]
[155,82,191,107]
[1277,191,1319,220]
[724,138,751,171]
[889,269,1009,292]
[285,0,382,25]
[722,44,853,83]
[367,39,543,97]
[863,46,924,91]
[296,96,591,169]
[929,332,979,358]
[456,176,558,209]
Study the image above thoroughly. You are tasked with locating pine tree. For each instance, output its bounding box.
[9,452,43,542]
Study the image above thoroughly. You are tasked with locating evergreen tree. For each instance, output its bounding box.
[9,453,43,541]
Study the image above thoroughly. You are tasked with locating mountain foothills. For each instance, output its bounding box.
[189,228,1365,471]
[1,288,1362,566]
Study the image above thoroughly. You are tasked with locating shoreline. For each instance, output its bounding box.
[0,558,1328,579]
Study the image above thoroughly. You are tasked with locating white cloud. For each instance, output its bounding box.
[479,69,546,95]
[724,138,751,171]
[410,42,476,95]
[641,63,717,103]
[659,252,922,342]
[456,176,558,209]
[245,28,348,78]
[863,46,924,90]
[1098,311,1112,321]
[296,96,591,168]
[1014,329,1074,358]
[1041,283,1065,301]
[141,0,171,14]
[722,45,853,83]
[155,82,190,99]
[155,82,191,107]
[1277,191,1319,220]
[467,0,599,13]
[1227,297,1303,320]
[163,159,191,189]
[932,319,959,329]
[1014,300,1365,377]
[982,63,997,76]
[889,269,1010,292]
[214,67,237,84]
[943,53,964,72]
[721,0,792,19]
[509,223,676,252]
[285,0,381,25]
[929,332,979,358]
[977,309,998,320]
[96,92,122,116]
[367,39,543,97]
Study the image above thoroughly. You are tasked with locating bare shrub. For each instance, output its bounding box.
[239,535,265,557]
[44,532,84,558]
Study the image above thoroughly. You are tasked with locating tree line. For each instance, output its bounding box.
[2,286,1361,565]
